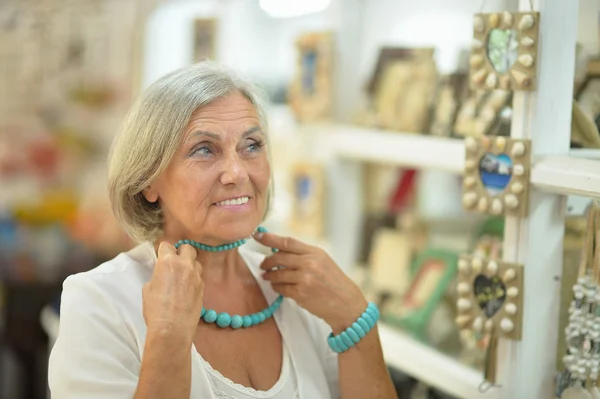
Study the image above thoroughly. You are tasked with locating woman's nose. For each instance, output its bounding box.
[219,153,249,186]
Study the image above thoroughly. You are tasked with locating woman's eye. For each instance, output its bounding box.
[193,146,212,156]
[246,140,264,152]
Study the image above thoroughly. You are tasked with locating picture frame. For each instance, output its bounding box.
[288,31,334,123]
[455,255,524,340]
[381,249,459,340]
[470,12,540,91]
[575,61,600,135]
[366,47,432,95]
[192,18,217,62]
[368,228,414,295]
[289,162,325,238]
[453,90,512,137]
[462,136,531,217]
[429,73,468,136]
[373,53,437,132]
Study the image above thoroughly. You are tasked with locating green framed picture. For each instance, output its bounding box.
[382,248,459,340]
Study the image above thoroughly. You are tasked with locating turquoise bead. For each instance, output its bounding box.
[362,313,375,329]
[357,317,370,333]
[263,308,273,318]
[251,314,261,325]
[231,315,243,329]
[242,315,253,328]
[335,335,348,352]
[216,313,232,328]
[352,322,366,338]
[201,308,206,317]
[257,312,266,323]
[340,331,354,347]
[203,309,217,323]
[366,305,379,321]
[328,334,341,353]
[346,327,361,344]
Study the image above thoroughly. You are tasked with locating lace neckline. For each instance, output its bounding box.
[199,344,291,397]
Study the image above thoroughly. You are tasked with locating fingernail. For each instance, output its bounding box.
[254,232,264,240]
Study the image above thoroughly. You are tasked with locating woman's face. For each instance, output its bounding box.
[144,92,271,245]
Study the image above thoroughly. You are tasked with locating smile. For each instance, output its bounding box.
[214,196,250,206]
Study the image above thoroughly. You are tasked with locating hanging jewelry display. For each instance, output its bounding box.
[559,202,600,399]
[462,136,531,217]
[470,12,540,91]
[455,254,524,341]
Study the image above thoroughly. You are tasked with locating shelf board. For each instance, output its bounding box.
[313,125,600,198]
[321,125,465,173]
[531,156,600,198]
[379,324,500,399]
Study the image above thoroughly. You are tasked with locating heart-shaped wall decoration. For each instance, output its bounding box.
[478,153,513,195]
[487,28,519,74]
[473,274,507,318]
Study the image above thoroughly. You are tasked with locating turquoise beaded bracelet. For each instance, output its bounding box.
[327,302,380,353]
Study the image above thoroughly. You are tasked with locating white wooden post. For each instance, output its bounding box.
[497,0,579,397]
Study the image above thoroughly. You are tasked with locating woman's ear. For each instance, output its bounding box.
[142,186,159,203]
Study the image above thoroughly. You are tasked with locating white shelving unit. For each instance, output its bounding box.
[317,0,592,397]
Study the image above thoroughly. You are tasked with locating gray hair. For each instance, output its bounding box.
[107,61,272,243]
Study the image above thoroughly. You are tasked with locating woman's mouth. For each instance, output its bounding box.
[214,196,250,207]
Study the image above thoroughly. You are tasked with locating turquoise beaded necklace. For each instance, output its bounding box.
[173,226,283,329]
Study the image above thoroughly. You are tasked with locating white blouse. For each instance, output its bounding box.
[48,242,339,399]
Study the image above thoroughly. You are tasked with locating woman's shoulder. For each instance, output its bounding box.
[61,242,154,312]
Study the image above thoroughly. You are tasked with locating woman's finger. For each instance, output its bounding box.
[262,268,301,284]
[177,244,196,260]
[158,241,176,258]
[260,252,303,271]
[254,232,310,254]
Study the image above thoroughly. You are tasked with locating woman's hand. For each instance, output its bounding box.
[142,242,204,342]
[255,232,368,333]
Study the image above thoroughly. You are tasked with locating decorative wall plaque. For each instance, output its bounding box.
[456,254,524,340]
[470,12,540,91]
[462,136,531,217]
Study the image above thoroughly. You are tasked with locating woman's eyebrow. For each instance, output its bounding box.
[187,126,262,142]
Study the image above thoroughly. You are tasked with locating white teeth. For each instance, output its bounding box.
[216,196,249,206]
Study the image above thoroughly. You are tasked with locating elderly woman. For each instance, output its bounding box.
[48,62,396,399]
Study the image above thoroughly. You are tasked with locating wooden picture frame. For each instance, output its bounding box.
[289,162,325,238]
[462,136,531,217]
[429,73,468,136]
[366,47,431,95]
[192,18,217,62]
[470,12,540,91]
[288,31,333,123]
[382,249,459,339]
[456,255,524,340]
[368,228,413,295]
[454,90,512,137]
[575,61,600,135]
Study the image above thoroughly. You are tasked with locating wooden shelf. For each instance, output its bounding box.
[310,124,600,198]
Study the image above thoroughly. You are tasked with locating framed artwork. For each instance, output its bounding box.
[368,228,413,295]
[470,12,540,91]
[373,53,437,132]
[382,249,459,339]
[288,31,333,123]
[289,162,324,238]
[367,47,432,95]
[429,73,468,136]
[455,255,524,341]
[462,136,531,217]
[454,90,512,137]
[192,18,217,62]
[575,63,600,135]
